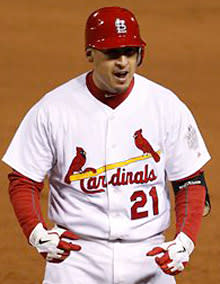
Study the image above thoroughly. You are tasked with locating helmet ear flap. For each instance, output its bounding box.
[86,48,92,57]
[86,48,94,62]
[137,47,145,66]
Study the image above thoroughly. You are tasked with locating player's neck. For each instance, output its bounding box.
[86,71,134,109]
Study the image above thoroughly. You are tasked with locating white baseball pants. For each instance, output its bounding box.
[43,234,175,284]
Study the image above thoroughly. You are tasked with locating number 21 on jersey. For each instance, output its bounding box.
[130,187,159,220]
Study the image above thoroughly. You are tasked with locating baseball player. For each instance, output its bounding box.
[2,6,211,284]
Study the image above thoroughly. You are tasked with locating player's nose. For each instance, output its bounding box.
[115,55,129,68]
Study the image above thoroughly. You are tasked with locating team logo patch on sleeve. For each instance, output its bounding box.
[185,125,199,150]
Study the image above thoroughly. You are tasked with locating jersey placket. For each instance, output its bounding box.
[105,112,128,284]
[105,112,126,241]
[113,240,126,284]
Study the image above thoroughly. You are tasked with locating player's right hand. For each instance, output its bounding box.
[29,223,81,263]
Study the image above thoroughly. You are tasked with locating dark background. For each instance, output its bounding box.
[1,0,219,283]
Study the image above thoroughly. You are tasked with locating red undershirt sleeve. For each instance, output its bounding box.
[8,170,47,240]
[172,170,206,244]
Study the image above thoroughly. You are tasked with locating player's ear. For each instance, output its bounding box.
[86,48,94,62]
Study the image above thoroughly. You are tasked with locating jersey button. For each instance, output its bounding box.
[109,115,115,120]
[111,212,120,218]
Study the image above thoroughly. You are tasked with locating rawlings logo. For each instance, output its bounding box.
[115,18,127,34]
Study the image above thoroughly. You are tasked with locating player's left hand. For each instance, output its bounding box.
[146,232,194,275]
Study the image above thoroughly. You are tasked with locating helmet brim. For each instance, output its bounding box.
[87,36,146,50]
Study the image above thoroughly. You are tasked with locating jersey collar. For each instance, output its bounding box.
[86,71,134,109]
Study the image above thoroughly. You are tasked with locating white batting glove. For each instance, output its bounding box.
[146,232,194,275]
[29,223,81,263]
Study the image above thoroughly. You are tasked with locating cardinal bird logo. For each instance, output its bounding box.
[133,129,160,163]
[64,147,87,184]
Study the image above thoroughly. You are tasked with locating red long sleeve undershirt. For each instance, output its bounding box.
[172,170,206,244]
[8,170,205,243]
[8,171,47,239]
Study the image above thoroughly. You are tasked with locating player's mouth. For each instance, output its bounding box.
[113,71,129,83]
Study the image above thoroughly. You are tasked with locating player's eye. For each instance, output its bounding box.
[102,49,122,59]
[123,47,139,57]
[102,47,138,59]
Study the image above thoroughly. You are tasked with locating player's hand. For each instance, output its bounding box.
[29,223,81,263]
[146,232,194,275]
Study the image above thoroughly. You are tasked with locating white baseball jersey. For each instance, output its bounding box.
[2,72,211,242]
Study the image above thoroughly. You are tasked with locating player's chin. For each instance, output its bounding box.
[111,76,132,93]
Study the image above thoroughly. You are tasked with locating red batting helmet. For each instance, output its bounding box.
[85,7,146,65]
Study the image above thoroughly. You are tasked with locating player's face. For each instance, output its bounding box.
[88,47,139,93]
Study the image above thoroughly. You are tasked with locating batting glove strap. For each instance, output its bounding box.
[175,232,194,255]
[29,223,52,247]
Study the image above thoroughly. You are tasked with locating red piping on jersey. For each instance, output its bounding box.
[86,71,134,109]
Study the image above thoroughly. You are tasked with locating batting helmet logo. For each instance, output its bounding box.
[115,18,127,34]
